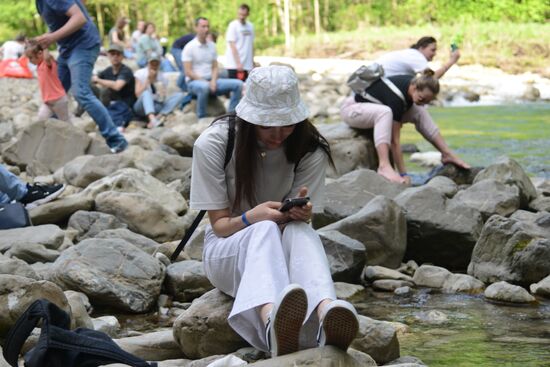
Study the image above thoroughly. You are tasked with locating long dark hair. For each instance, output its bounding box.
[233,116,334,210]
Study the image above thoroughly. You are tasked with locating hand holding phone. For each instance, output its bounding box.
[279,197,310,212]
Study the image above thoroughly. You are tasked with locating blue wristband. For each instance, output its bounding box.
[400,173,408,177]
[241,212,251,226]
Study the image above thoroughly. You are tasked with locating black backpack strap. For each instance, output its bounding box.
[170,114,236,262]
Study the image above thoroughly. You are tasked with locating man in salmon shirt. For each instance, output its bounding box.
[34,0,129,153]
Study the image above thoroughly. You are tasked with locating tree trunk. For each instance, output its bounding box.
[314,0,322,35]
[283,0,291,53]
[95,3,104,41]
[323,0,329,30]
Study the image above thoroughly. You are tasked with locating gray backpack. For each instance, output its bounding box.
[347,63,406,106]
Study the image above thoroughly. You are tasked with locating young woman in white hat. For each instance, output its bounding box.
[190,65,359,357]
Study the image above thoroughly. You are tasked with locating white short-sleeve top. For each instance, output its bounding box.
[190,118,327,215]
[376,48,429,77]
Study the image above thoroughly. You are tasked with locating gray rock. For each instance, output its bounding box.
[64,290,93,329]
[173,289,247,359]
[62,155,94,184]
[165,260,214,302]
[49,238,165,312]
[319,230,366,283]
[134,149,193,183]
[248,346,363,366]
[64,154,136,187]
[93,228,160,255]
[85,135,112,156]
[484,281,535,303]
[372,280,414,292]
[348,348,377,366]
[2,119,91,172]
[68,210,127,242]
[4,242,60,264]
[453,179,520,220]
[320,196,406,268]
[412,265,452,288]
[413,310,449,324]
[396,260,419,277]
[95,191,186,243]
[351,315,400,365]
[530,275,550,298]
[334,282,365,301]
[441,273,485,294]
[314,169,406,228]
[114,329,184,361]
[363,265,414,282]
[387,356,427,366]
[529,195,550,212]
[0,224,64,253]
[183,223,207,261]
[81,167,187,215]
[159,130,195,157]
[0,255,38,279]
[394,286,412,296]
[467,213,550,286]
[473,157,537,207]
[426,176,458,197]
[0,274,70,337]
[433,164,483,186]
[92,315,120,337]
[29,194,94,226]
[395,186,483,270]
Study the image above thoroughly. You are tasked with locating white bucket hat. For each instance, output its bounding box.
[235,65,309,127]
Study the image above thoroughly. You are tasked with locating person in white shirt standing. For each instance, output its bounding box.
[224,4,255,81]
[183,17,243,119]
[0,34,26,60]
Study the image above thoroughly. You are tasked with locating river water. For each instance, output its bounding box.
[402,103,550,179]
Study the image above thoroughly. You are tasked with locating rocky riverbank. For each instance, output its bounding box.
[0,60,549,366]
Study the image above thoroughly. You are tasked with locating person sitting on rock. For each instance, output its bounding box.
[183,17,243,119]
[190,65,359,358]
[341,69,470,184]
[0,164,64,209]
[133,52,186,129]
[91,44,135,130]
[25,41,70,123]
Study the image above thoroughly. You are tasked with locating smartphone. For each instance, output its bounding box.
[279,197,310,212]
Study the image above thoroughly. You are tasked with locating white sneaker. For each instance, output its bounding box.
[317,300,359,351]
[265,284,308,357]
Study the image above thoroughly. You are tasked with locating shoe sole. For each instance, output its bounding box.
[323,306,359,351]
[25,185,65,210]
[273,287,308,357]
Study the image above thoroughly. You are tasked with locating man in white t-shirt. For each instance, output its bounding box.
[376,36,460,78]
[0,34,26,60]
[183,17,243,119]
[224,4,255,81]
[133,53,185,128]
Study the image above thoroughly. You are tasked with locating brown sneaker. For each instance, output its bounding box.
[317,300,359,351]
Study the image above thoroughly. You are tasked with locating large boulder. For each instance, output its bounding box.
[484,281,535,303]
[248,346,363,366]
[95,191,186,243]
[173,289,247,359]
[29,194,94,225]
[351,315,400,365]
[64,154,136,187]
[68,210,127,242]
[0,254,38,279]
[530,275,550,298]
[1,119,91,172]
[0,274,70,337]
[314,169,405,228]
[318,230,366,283]
[114,329,184,361]
[412,265,452,288]
[134,149,192,183]
[394,186,483,270]
[473,157,537,207]
[320,196,406,269]
[0,224,64,255]
[49,238,165,313]
[468,212,550,286]
[80,168,187,215]
[165,260,214,302]
[93,228,160,255]
[453,179,520,220]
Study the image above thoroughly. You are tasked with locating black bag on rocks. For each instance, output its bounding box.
[2,299,157,367]
[0,202,31,230]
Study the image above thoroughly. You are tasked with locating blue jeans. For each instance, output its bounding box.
[176,72,187,92]
[57,46,126,148]
[0,164,27,204]
[171,48,183,71]
[188,78,243,118]
[133,90,186,117]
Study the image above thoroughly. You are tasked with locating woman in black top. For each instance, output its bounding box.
[341,69,469,183]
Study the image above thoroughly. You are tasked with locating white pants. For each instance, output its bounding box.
[37,95,71,123]
[340,96,440,146]
[203,220,336,352]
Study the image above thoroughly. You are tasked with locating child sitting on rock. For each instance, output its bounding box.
[25,41,70,123]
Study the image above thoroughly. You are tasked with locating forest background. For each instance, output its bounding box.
[0,0,548,76]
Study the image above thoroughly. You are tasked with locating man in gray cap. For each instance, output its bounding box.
[133,52,186,128]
